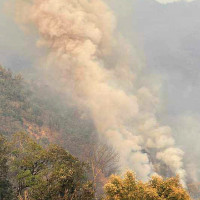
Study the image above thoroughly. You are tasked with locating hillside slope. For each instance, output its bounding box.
[0,66,95,152]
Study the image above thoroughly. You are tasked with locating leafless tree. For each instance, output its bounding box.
[83,142,119,199]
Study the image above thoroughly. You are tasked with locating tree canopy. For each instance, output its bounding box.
[0,132,94,200]
[0,134,192,200]
[104,171,190,200]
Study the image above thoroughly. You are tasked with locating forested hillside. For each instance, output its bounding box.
[0,65,95,149]
[0,66,119,198]
[0,66,38,136]
[0,66,193,199]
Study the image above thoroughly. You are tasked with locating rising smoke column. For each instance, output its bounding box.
[10,0,186,183]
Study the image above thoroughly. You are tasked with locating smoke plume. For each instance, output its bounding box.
[9,0,186,183]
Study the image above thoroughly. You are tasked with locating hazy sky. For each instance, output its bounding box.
[0,0,39,71]
[155,0,196,4]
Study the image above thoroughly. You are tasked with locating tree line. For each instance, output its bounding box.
[0,132,191,200]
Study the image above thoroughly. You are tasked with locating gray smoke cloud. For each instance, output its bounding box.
[6,0,186,184]
[170,114,200,183]
[131,0,200,184]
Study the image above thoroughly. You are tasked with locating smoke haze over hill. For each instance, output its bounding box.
[1,0,200,186]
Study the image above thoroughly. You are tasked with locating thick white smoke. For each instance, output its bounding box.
[9,0,186,183]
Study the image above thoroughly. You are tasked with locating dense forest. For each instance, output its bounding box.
[0,66,194,199]
[0,133,191,200]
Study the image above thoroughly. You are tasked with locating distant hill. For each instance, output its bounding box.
[0,66,95,154]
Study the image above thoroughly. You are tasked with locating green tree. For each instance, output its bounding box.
[10,132,94,200]
[104,171,191,200]
[29,144,94,200]
[0,134,14,200]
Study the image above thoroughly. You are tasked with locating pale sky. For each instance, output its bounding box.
[155,0,196,4]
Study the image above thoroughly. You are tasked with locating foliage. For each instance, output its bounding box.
[104,171,191,200]
[0,132,94,200]
[0,135,14,200]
